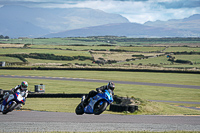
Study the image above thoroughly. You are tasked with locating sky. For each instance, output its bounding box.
[0,0,200,24]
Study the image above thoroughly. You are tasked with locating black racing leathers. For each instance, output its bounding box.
[83,85,114,106]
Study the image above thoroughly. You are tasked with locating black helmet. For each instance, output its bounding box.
[107,82,115,90]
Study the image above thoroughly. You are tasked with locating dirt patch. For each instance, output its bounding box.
[92,51,163,61]
[31,63,63,66]
[0,43,24,47]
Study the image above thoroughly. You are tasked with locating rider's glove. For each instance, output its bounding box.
[11,88,15,93]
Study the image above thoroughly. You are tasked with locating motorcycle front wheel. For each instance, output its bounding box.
[93,101,108,115]
[2,102,17,114]
[75,103,84,115]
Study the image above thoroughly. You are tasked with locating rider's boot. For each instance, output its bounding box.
[81,95,85,102]
[0,105,4,112]
[0,98,3,102]
[82,96,89,107]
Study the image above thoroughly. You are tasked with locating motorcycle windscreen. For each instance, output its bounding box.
[104,90,114,103]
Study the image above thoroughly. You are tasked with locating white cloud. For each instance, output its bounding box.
[52,0,200,23]
[0,0,200,23]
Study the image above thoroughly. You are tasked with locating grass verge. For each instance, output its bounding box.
[1,70,200,86]
[22,98,200,115]
[0,70,199,115]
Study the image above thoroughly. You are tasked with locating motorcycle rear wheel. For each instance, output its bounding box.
[75,103,84,115]
[93,101,108,115]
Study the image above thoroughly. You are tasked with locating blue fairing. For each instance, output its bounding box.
[84,89,113,114]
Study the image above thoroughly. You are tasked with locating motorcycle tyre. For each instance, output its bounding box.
[75,103,84,115]
[2,102,16,115]
[93,101,108,115]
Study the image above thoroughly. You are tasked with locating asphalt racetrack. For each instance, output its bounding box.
[0,75,200,132]
[0,111,200,132]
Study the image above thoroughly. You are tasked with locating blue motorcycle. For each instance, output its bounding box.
[75,89,114,115]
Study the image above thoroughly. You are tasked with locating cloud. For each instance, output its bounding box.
[158,0,200,9]
[0,0,200,23]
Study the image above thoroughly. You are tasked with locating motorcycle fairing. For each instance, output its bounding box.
[14,92,25,103]
[84,89,113,114]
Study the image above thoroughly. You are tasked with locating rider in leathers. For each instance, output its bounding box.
[83,82,115,106]
[0,81,28,112]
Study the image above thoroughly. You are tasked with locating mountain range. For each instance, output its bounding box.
[0,5,200,38]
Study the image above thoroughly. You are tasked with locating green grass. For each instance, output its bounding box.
[0,56,22,62]
[23,98,200,115]
[119,55,200,67]
[30,45,116,51]
[120,56,169,65]
[0,38,111,46]
[1,37,200,46]
[1,70,200,86]
[0,48,91,57]
[164,47,200,52]
[118,46,165,52]
[0,70,199,115]
[173,55,200,64]
[93,52,162,62]
[135,101,200,115]
[1,42,200,69]
[26,58,94,65]
[0,76,199,102]
[24,98,80,113]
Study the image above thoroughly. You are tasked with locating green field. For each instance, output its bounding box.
[0,56,22,62]
[0,70,199,115]
[0,37,200,115]
[1,37,200,46]
[0,37,200,70]
[164,47,200,52]
[119,46,165,52]
[1,70,200,86]
[0,48,91,57]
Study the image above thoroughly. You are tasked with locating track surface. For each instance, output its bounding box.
[0,111,200,132]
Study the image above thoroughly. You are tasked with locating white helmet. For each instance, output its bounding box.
[21,81,28,91]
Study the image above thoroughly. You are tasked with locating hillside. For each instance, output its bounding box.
[44,14,200,38]
[43,22,196,38]
[144,14,200,35]
[0,5,129,38]
[1,5,200,38]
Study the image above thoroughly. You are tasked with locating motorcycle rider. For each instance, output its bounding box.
[0,81,28,112]
[82,82,115,107]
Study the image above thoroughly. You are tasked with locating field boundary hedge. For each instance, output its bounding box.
[0,67,200,74]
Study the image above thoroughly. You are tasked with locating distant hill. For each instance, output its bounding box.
[0,5,129,38]
[43,22,200,38]
[1,5,199,38]
[44,14,200,38]
[144,14,200,36]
